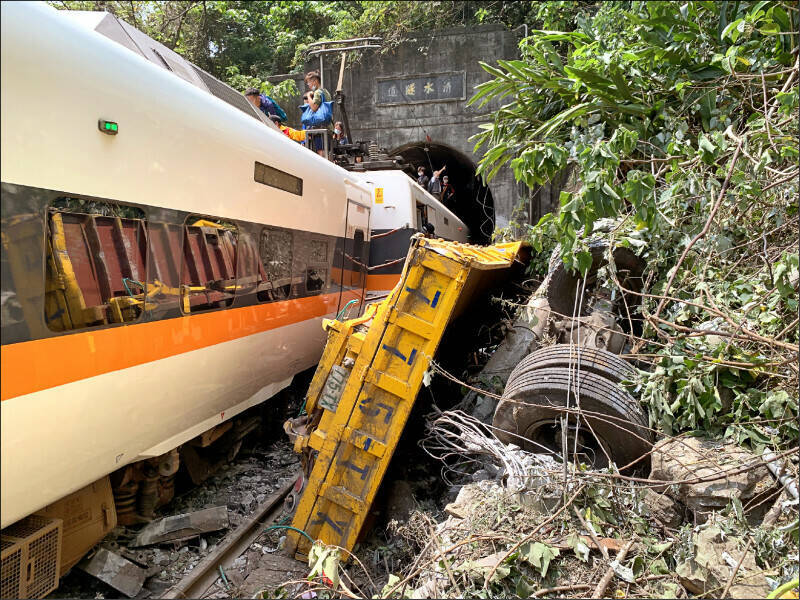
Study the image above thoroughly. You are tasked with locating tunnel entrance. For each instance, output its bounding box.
[391,142,495,244]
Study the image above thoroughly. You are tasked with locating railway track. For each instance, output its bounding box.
[56,436,304,599]
[164,477,297,599]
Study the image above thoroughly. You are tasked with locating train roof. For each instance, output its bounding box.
[58,9,275,129]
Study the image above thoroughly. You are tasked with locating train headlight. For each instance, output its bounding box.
[98,119,119,135]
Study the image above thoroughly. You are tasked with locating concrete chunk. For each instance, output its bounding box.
[650,437,776,523]
[79,548,146,598]
[131,506,229,547]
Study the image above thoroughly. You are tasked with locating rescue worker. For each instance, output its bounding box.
[333,121,349,145]
[303,71,333,156]
[304,70,331,114]
[441,175,456,208]
[416,166,430,189]
[270,114,305,143]
[244,88,287,122]
[428,166,445,197]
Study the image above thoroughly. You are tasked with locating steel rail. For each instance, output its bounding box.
[163,476,297,599]
[306,45,381,57]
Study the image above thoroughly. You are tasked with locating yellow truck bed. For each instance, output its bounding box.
[285,235,528,558]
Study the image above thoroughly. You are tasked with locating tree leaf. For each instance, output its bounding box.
[520,542,560,578]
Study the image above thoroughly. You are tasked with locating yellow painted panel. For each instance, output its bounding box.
[286,236,526,558]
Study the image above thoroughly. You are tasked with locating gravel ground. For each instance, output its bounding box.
[55,436,300,599]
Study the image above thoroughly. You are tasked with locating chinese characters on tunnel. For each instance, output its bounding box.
[377,71,465,105]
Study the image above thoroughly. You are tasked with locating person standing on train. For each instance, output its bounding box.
[304,70,331,114]
[244,88,287,122]
[441,175,456,209]
[303,71,333,157]
[428,166,445,197]
[416,166,430,189]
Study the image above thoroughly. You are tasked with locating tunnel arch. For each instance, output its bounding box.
[390,141,495,244]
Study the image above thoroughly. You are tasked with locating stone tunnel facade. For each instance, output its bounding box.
[270,24,562,233]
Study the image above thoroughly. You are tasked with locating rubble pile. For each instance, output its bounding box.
[58,438,300,599]
[277,407,798,599]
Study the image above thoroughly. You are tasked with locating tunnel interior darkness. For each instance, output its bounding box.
[390,142,495,244]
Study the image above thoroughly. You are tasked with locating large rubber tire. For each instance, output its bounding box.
[507,344,637,386]
[494,365,652,471]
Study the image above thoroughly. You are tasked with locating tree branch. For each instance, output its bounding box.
[652,140,743,321]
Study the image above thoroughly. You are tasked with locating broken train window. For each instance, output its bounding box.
[180,216,238,314]
[45,197,147,331]
[258,228,294,302]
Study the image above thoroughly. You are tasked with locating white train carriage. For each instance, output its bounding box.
[357,169,469,294]
[0,0,374,580]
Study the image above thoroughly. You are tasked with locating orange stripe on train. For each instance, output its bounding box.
[365,273,401,291]
[1,290,365,401]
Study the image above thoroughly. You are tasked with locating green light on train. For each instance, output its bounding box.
[98,119,119,135]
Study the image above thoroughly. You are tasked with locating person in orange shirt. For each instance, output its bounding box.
[269,114,306,143]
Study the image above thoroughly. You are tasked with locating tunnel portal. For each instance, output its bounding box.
[391,142,495,244]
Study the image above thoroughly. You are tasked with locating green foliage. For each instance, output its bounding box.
[224,66,298,105]
[472,0,798,448]
[50,0,563,86]
[518,541,559,577]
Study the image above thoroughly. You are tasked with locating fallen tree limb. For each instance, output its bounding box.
[720,538,754,599]
[653,140,743,322]
[591,539,635,598]
[532,583,593,598]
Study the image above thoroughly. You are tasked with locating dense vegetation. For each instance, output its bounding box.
[472,0,798,451]
[51,1,576,102]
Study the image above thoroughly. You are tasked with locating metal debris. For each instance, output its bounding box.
[131,506,229,547]
[78,548,146,598]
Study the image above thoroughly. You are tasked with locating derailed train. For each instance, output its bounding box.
[0,1,467,588]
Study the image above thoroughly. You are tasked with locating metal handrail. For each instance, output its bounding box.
[305,37,382,49]
[306,45,381,57]
[304,128,331,157]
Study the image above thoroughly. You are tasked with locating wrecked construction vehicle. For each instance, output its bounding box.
[284,236,529,557]
[474,240,654,472]
[283,235,654,558]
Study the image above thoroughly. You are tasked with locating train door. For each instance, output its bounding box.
[337,199,370,316]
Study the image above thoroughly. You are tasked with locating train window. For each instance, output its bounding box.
[415,202,428,230]
[180,216,238,314]
[45,197,147,332]
[254,161,303,197]
[444,217,449,226]
[348,230,366,288]
[233,229,261,303]
[257,228,294,302]
[146,221,184,318]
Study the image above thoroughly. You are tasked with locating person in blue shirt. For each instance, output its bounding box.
[244,88,287,123]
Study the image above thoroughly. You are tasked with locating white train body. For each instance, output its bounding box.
[0,1,375,529]
[0,0,468,547]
